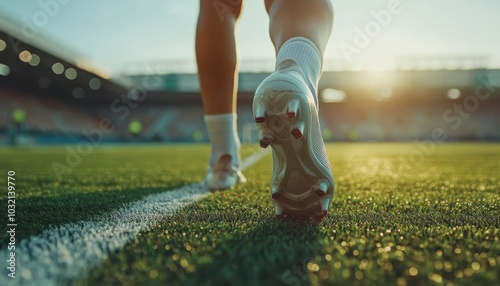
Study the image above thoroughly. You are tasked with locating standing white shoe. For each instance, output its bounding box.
[205,154,247,191]
[253,60,334,219]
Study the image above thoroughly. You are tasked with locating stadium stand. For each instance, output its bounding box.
[321,99,500,141]
[0,86,101,134]
[1,13,499,145]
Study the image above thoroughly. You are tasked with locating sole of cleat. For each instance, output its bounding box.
[287,98,300,117]
[253,65,335,218]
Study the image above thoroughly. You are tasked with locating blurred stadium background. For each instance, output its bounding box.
[0,7,499,146]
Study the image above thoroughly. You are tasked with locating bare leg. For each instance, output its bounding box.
[197,1,246,190]
[254,0,335,218]
[196,0,243,115]
[265,0,333,53]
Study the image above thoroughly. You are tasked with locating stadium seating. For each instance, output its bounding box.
[1,84,498,145]
[0,87,101,140]
[320,98,500,141]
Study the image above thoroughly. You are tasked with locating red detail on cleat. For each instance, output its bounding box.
[255,117,265,123]
[313,210,328,221]
[260,138,271,148]
[291,128,303,139]
[287,112,296,119]
[315,190,326,197]
[272,193,281,200]
[276,214,285,219]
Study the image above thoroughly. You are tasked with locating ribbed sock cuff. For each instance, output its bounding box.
[204,113,240,167]
[276,37,323,104]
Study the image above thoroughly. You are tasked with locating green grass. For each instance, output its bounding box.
[0,145,211,244]
[2,143,500,285]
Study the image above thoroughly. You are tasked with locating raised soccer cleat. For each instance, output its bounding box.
[253,60,335,219]
[204,154,246,191]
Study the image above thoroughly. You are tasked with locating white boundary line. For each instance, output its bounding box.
[0,148,270,286]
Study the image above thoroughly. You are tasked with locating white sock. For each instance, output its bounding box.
[204,113,240,168]
[275,37,323,105]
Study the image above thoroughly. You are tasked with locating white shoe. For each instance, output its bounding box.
[204,154,246,191]
[253,60,335,219]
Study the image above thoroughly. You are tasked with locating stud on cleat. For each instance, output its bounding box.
[254,102,266,120]
[260,138,272,148]
[315,179,328,196]
[291,128,303,139]
[287,99,299,118]
[312,210,328,221]
[318,179,328,190]
[321,197,332,214]
[273,201,284,219]
[272,192,282,200]
[291,121,305,139]
[315,189,326,197]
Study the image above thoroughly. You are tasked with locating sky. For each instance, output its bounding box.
[0,0,499,77]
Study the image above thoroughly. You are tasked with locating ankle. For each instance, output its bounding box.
[275,37,323,104]
[204,113,241,168]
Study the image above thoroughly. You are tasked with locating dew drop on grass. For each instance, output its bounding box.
[149,270,158,279]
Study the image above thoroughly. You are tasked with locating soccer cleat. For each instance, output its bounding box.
[204,154,246,191]
[253,61,335,218]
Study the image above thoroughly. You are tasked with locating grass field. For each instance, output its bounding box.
[1,143,499,285]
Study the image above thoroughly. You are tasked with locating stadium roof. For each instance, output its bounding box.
[0,12,129,102]
[0,12,114,79]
